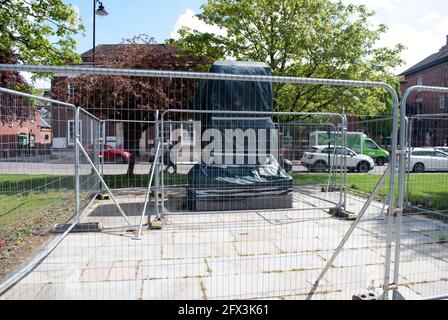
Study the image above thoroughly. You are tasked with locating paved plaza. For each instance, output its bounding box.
[2,189,447,300]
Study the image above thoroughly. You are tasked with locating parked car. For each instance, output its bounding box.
[409,147,448,173]
[84,144,132,164]
[309,131,389,166]
[301,145,375,173]
[100,144,132,164]
[434,146,448,154]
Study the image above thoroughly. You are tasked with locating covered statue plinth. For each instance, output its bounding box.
[187,61,293,211]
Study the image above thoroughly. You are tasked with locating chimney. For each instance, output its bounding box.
[441,35,448,51]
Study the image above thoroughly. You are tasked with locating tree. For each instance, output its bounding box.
[168,0,405,116]
[0,0,83,127]
[51,35,210,176]
[0,50,28,90]
[0,0,85,66]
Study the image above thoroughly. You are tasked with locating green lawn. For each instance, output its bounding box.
[0,173,187,229]
[290,172,394,194]
[0,192,69,227]
[1,172,447,230]
[0,174,74,229]
[291,172,448,212]
[0,174,73,195]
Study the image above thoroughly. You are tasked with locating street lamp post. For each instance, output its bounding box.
[92,0,109,66]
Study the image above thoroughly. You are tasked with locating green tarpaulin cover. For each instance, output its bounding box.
[187,61,293,204]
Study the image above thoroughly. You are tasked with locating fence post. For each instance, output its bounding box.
[154,109,161,219]
[75,107,81,223]
[382,86,400,300]
[342,114,348,211]
[405,117,412,209]
[100,120,105,190]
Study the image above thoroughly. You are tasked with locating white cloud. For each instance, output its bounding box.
[337,0,405,11]
[418,12,441,25]
[376,24,443,73]
[170,9,226,40]
[340,0,447,73]
[435,17,448,35]
[171,2,448,75]
[21,72,51,89]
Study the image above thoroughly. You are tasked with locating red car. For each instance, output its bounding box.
[100,144,132,164]
[85,144,132,164]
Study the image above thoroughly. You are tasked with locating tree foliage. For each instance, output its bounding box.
[0,0,85,66]
[0,50,28,90]
[168,0,405,116]
[52,35,210,175]
[52,35,210,120]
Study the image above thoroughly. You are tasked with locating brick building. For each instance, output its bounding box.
[51,44,179,156]
[400,35,448,147]
[0,109,52,158]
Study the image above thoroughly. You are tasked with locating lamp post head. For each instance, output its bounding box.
[95,2,108,16]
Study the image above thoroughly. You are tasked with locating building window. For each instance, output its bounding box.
[67,120,81,146]
[440,95,446,110]
[417,76,423,86]
[67,83,75,99]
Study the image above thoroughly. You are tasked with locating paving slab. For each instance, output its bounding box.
[318,248,384,268]
[274,237,333,253]
[171,230,235,244]
[89,245,162,262]
[107,260,141,281]
[230,228,283,242]
[317,264,386,295]
[36,280,142,300]
[398,260,448,283]
[233,240,281,256]
[20,265,83,285]
[80,261,114,282]
[397,243,448,262]
[206,252,325,276]
[407,280,448,298]
[141,278,204,300]
[137,258,208,280]
[2,189,447,300]
[0,283,45,300]
[44,246,96,265]
[162,242,237,259]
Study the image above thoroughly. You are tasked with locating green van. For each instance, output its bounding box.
[309,131,389,166]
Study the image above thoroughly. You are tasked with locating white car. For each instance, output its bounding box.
[434,146,448,154]
[301,145,375,173]
[408,147,448,173]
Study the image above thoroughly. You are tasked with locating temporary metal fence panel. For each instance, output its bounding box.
[159,109,348,214]
[98,117,158,190]
[0,87,81,295]
[155,109,396,300]
[77,108,102,215]
[0,64,403,300]
[395,86,448,300]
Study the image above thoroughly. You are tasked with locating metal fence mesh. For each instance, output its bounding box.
[0,65,446,300]
[397,88,448,299]
[0,89,77,288]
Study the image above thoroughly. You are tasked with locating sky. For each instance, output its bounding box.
[29,0,448,87]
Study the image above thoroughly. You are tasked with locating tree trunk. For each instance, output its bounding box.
[123,122,142,177]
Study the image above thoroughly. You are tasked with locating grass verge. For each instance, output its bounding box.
[0,171,447,279]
